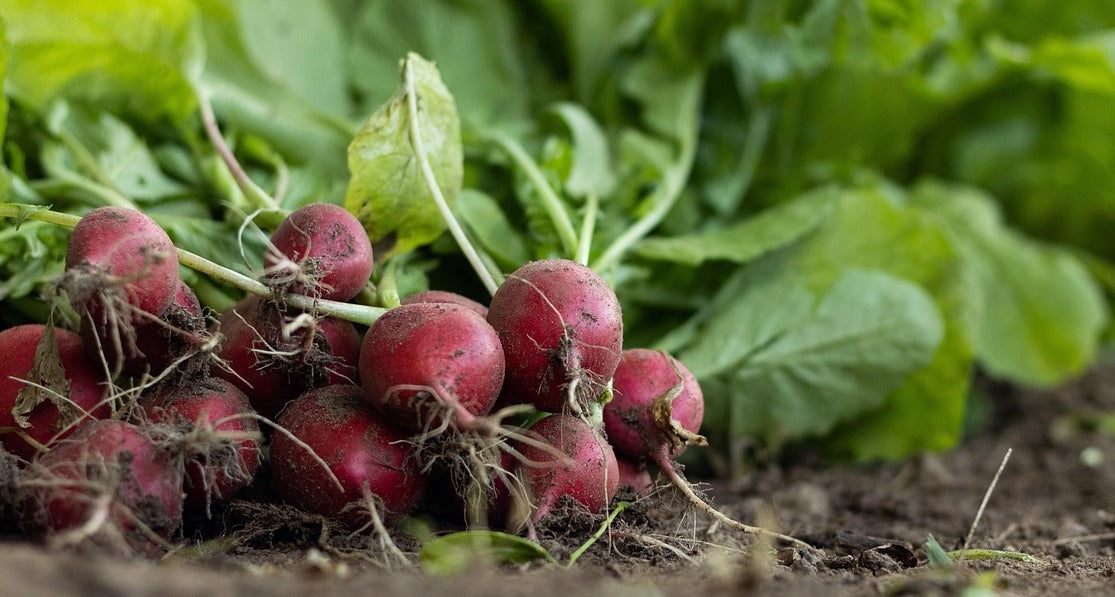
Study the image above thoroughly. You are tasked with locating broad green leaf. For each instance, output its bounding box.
[43,103,188,203]
[3,0,203,123]
[679,262,815,380]
[549,102,614,198]
[420,531,554,575]
[346,0,532,131]
[786,185,974,459]
[728,269,943,440]
[233,0,350,116]
[912,182,1107,386]
[344,53,463,257]
[456,189,529,270]
[634,188,836,266]
[194,0,354,177]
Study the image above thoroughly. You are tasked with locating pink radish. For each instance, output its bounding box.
[487,259,623,414]
[514,413,618,525]
[0,324,109,461]
[360,302,504,433]
[270,384,424,529]
[265,203,373,301]
[22,419,184,553]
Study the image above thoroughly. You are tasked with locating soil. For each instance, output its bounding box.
[3,364,1114,597]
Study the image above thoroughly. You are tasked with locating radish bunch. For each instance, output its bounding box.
[2,203,800,557]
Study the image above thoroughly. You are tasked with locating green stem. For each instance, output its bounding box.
[575,192,599,266]
[491,133,580,258]
[565,501,628,568]
[196,86,283,215]
[403,55,501,296]
[945,549,1037,563]
[590,128,699,272]
[0,204,386,326]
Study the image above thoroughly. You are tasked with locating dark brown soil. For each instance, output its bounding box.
[3,363,1115,596]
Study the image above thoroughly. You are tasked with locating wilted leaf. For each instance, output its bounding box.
[420,531,554,575]
[344,53,463,258]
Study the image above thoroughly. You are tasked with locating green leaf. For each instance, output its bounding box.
[345,0,532,131]
[912,182,1108,386]
[343,53,463,258]
[43,103,188,203]
[0,17,9,145]
[232,0,350,116]
[456,189,529,270]
[679,262,816,380]
[727,269,943,440]
[419,531,554,575]
[3,0,204,123]
[634,187,836,266]
[549,102,615,198]
[785,185,975,460]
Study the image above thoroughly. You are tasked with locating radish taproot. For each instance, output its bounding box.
[22,418,184,552]
[265,203,373,302]
[603,348,811,549]
[487,259,623,415]
[270,384,424,529]
[0,324,110,461]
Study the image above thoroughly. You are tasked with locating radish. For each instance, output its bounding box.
[0,324,110,461]
[21,418,184,552]
[265,203,373,302]
[603,348,704,461]
[602,348,811,549]
[84,280,208,378]
[360,302,504,433]
[401,290,488,318]
[513,413,618,525]
[62,207,180,375]
[487,259,623,415]
[138,377,261,512]
[270,384,424,529]
[216,295,360,419]
[616,456,654,497]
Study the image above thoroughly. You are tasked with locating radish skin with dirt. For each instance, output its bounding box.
[63,207,181,374]
[0,325,110,461]
[514,413,619,525]
[360,302,504,433]
[22,419,184,552]
[270,384,424,529]
[138,378,261,511]
[265,203,373,302]
[487,259,623,414]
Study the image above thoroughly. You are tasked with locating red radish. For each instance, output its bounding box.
[487,259,623,414]
[138,378,261,511]
[0,325,110,461]
[603,348,704,461]
[265,203,373,301]
[401,290,488,318]
[22,419,184,552]
[63,207,180,374]
[602,348,811,549]
[514,414,618,524]
[216,295,360,419]
[360,302,504,433]
[270,385,424,529]
[616,457,654,497]
[85,280,207,378]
